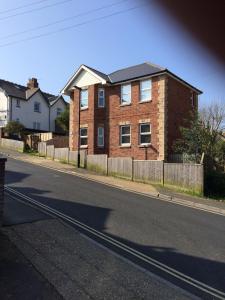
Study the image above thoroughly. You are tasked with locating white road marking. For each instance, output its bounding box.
[5,186,225,300]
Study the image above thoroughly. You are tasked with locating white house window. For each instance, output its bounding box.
[140,79,151,102]
[80,127,88,146]
[98,88,105,107]
[34,102,41,112]
[120,125,131,146]
[97,127,104,147]
[80,89,88,109]
[16,99,20,107]
[57,107,62,116]
[139,123,151,145]
[121,84,131,105]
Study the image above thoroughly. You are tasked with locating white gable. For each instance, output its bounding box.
[61,65,107,95]
[74,69,102,88]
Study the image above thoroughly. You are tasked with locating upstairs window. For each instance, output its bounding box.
[80,89,88,109]
[140,79,151,102]
[121,84,131,105]
[98,88,105,107]
[34,102,41,112]
[16,99,20,107]
[57,107,62,116]
[80,127,88,146]
[120,125,131,146]
[97,127,104,147]
[139,123,151,145]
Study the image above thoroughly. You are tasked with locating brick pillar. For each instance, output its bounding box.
[0,157,7,227]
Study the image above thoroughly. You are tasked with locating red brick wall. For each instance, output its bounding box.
[69,75,197,160]
[107,79,160,160]
[166,77,197,156]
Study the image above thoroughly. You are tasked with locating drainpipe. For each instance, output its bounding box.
[74,86,81,168]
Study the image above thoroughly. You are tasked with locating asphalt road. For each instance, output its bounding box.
[4,158,225,299]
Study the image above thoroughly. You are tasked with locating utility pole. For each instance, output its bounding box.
[75,86,81,168]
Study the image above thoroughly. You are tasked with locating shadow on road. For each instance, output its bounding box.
[4,169,225,296]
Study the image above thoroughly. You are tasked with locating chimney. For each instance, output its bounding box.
[27,78,39,89]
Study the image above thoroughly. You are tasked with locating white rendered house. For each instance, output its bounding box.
[0,78,67,132]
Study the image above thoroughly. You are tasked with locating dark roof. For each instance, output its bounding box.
[0,78,64,105]
[108,62,165,83]
[84,65,109,82]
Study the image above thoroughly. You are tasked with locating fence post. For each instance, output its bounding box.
[162,160,164,186]
[131,157,134,181]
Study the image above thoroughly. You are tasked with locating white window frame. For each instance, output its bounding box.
[80,127,88,147]
[98,88,105,108]
[140,79,152,102]
[97,126,104,147]
[34,101,41,112]
[16,99,20,107]
[121,84,131,105]
[120,125,131,146]
[80,89,88,109]
[139,123,151,145]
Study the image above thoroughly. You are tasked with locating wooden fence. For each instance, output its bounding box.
[38,142,47,156]
[87,154,108,174]
[54,148,69,162]
[164,163,203,194]
[0,138,24,151]
[133,160,163,184]
[108,157,133,179]
[36,143,204,194]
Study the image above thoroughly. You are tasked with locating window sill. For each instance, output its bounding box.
[81,107,88,111]
[120,103,131,107]
[120,144,131,148]
[139,144,151,148]
[80,145,88,149]
[139,100,152,104]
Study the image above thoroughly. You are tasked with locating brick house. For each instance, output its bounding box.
[61,62,202,160]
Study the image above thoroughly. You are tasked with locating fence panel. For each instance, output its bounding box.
[46,145,54,160]
[108,157,133,179]
[0,138,24,152]
[38,142,47,156]
[54,148,69,162]
[164,163,203,194]
[69,150,78,165]
[133,160,163,183]
[87,154,108,174]
[80,150,87,168]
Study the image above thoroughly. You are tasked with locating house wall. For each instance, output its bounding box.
[69,75,197,160]
[0,90,9,127]
[11,92,49,131]
[166,76,198,156]
[49,98,67,132]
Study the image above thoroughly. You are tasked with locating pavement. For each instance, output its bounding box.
[1,194,194,300]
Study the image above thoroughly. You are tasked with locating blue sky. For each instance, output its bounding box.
[0,0,224,107]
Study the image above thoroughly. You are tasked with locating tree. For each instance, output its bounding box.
[55,106,69,134]
[4,121,25,139]
[173,102,225,170]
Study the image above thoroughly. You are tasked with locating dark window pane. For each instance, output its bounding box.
[141,134,150,144]
[122,135,130,144]
[80,137,87,146]
[140,124,150,133]
[121,126,130,135]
